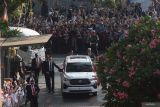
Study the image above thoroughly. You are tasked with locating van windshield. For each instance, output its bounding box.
[66,62,92,72]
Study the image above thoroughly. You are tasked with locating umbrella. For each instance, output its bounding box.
[9,27,40,37]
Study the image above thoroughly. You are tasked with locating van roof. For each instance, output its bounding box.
[66,55,92,63]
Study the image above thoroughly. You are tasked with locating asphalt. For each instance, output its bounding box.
[24,55,105,107]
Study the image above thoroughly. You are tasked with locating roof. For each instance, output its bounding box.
[66,55,92,63]
[0,34,52,47]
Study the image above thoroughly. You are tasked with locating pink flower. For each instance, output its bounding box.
[131,60,136,65]
[122,81,130,88]
[128,66,135,71]
[157,93,160,99]
[141,38,146,44]
[128,71,136,78]
[128,67,136,78]
[113,92,117,97]
[116,51,123,58]
[108,68,116,74]
[151,30,156,36]
[127,44,132,48]
[149,41,156,48]
[113,92,128,100]
[103,67,109,73]
[96,55,105,62]
[149,39,159,49]
[140,48,145,53]
[124,30,129,38]
[122,56,128,62]
[153,69,160,75]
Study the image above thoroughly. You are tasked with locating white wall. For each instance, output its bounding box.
[130,0,152,11]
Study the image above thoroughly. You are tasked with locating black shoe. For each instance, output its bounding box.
[48,90,51,93]
[51,90,54,93]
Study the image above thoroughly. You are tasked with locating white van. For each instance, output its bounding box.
[61,55,98,97]
[9,27,46,70]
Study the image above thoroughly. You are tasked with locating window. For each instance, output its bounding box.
[66,62,92,72]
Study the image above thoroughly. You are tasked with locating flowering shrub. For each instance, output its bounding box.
[0,18,20,38]
[97,16,160,107]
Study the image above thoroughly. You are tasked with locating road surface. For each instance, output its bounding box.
[26,55,105,107]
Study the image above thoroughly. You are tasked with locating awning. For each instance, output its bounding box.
[0,34,52,47]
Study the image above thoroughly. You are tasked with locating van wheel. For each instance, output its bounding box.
[93,92,97,96]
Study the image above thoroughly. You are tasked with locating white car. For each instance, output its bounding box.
[61,55,98,97]
[9,27,46,71]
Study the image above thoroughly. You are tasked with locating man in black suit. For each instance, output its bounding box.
[42,54,61,93]
[31,54,42,85]
[87,30,99,56]
[26,79,40,107]
[86,48,96,60]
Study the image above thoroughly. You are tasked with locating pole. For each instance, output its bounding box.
[0,0,8,88]
[66,0,69,16]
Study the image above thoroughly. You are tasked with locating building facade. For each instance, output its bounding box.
[129,0,153,11]
[32,0,92,14]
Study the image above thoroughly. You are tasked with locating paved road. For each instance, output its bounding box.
[26,55,105,107]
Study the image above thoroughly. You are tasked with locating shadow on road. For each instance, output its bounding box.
[62,93,97,102]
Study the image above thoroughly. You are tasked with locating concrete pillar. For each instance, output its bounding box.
[32,0,42,14]
[48,0,54,9]
[121,0,128,8]
[0,47,5,88]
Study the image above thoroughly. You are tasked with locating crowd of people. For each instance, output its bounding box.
[3,2,160,106]
[27,53,62,107]
[9,2,160,56]
[0,54,26,107]
[0,79,25,107]
[1,53,60,107]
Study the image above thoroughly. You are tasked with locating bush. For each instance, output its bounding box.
[0,18,20,38]
[97,16,160,107]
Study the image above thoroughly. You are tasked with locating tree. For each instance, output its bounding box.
[0,0,26,17]
[102,0,121,8]
[0,0,25,37]
[97,16,160,107]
